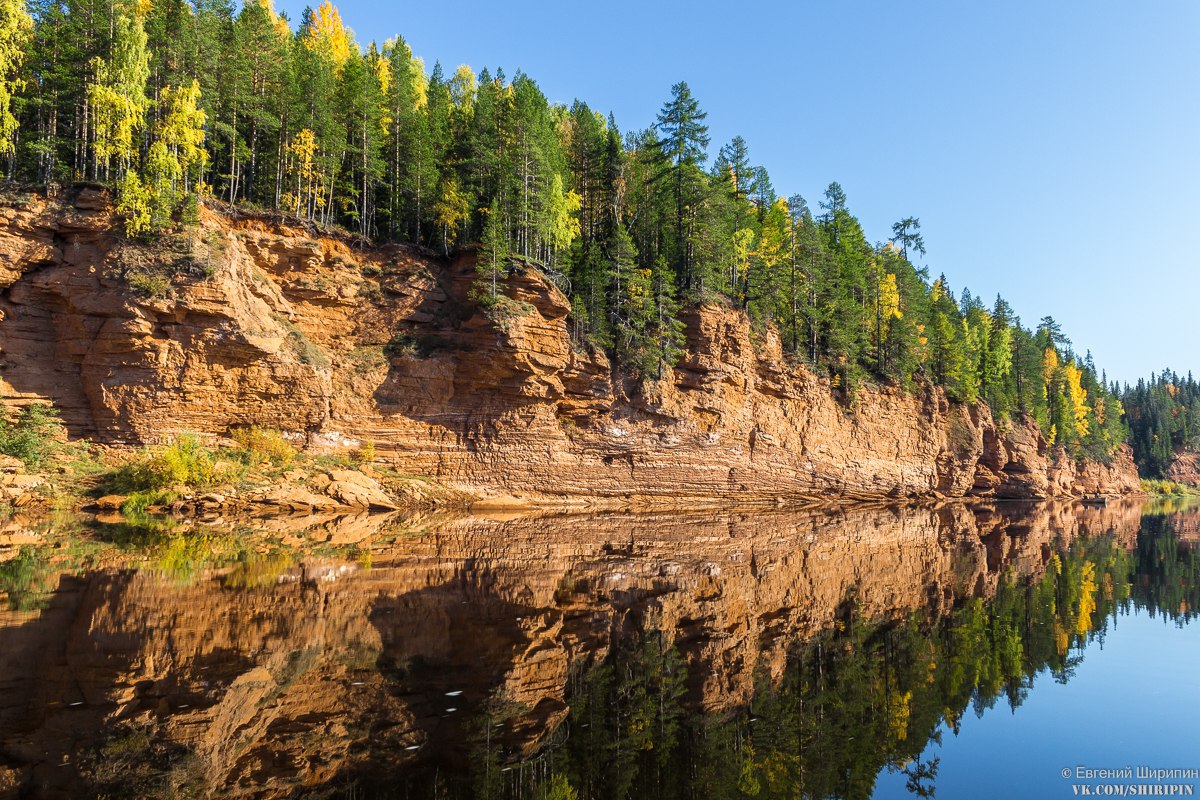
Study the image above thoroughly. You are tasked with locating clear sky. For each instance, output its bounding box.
[276,0,1199,385]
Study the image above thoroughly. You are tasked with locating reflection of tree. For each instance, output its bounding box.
[0,546,53,610]
[903,754,940,798]
[436,519,1200,800]
[553,536,1132,800]
[1132,513,1200,623]
[565,630,688,800]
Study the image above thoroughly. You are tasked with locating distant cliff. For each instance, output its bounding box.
[0,191,1140,505]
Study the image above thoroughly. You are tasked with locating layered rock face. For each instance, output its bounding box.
[0,501,1145,798]
[1166,450,1200,486]
[0,192,1139,504]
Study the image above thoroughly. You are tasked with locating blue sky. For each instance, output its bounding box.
[277,0,1199,385]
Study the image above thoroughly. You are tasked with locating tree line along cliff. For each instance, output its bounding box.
[0,192,1141,503]
[0,0,1135,471]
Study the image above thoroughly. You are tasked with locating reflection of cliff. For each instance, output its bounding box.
[0,501,1145,798]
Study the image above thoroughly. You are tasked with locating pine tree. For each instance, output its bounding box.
[477,195,506,302]
[223,0,289,204]
[340,46,386,236]
[890,217,925,261]
[653,81,708,291]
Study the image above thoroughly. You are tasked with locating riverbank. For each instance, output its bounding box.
[0,191,1142,511]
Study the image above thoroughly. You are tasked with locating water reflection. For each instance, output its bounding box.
[0,500,1194,799]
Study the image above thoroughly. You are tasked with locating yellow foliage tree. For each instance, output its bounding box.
[930,275,947,302]
[115,169,153,236]
[143,140,181,226]
[756,197,789,270]
[732,227,755,300]
[0,0,32,155]
[871,258,902,354]
[157,81,207,189]
[1042,346,1058,385]
[433,177,468,255]
[89,11,150,175]
[257,0,292,39]
[544,173,581,267]
[281,129,327,219]
[1063,361,1090,439]
[410,55,428,109]
[305,0,353,70]
[449,64,476,110]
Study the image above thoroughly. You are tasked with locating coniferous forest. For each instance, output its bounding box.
[1122,373,1200,477]
[0,0,1152,463]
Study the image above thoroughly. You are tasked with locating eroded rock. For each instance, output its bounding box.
[0,195,1141,505]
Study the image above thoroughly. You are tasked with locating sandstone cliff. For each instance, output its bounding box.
[1165,449,1200,486]
[0,190,1140,505]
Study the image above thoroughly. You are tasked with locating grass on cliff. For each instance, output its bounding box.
[118,229,224,299]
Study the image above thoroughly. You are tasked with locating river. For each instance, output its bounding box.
[0,498,1196,799]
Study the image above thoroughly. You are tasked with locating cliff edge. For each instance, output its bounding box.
[0,191,1140,506]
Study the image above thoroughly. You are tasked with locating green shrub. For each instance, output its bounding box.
[127,270,173,297]
[1142,478,1193,496]
[385,332,464,359]
[109,434,238,492]
[275,319,330,369]
[121,488,180,516]
[178,193,200,227]
[385,332,418,357]
[346,345,387,373]
[483,296,536,333]
[0,403,65,468]
[230,425,297,466]
[357,279,382,299]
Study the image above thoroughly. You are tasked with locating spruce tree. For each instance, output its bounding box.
[653,81,708,292]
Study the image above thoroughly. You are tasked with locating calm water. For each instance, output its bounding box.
[1,499,1198,799]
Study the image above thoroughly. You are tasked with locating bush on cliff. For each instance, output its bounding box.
[1142,479,1196,497]
[0,404,65,469]
[107,434,241,493]
[230,426,297,467]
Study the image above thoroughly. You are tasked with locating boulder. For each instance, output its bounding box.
[92,495,128,511]
[260,485,340,512]
[324,470,399,510]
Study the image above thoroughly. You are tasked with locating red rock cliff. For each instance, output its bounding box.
[0,192,1140,504]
